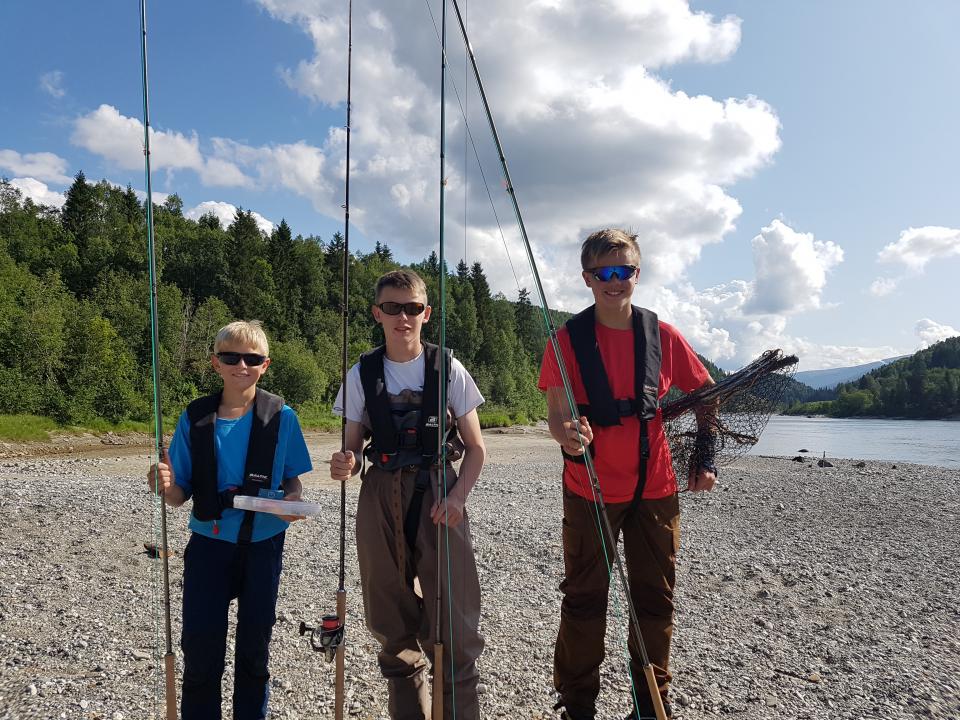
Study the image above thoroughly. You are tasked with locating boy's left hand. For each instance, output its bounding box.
[687,466,717,493]
[430,495,465,528]
[277,487,307,523]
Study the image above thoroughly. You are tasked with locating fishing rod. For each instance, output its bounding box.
[447,2,668,717]
[434,0,448,715]
[297,2,352,717]
[138,0,176,717]
[334,2,352,715]
[298,3,351,716]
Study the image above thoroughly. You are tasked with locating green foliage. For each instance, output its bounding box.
[477,405,513,428]
[0,414,58,441]
[783,400,834,416]
[12,174,853,434]
[294,400,341,431]
[824,337,960,419]
[262,339,326,406]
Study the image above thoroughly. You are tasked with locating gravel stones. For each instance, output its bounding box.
[0,436,958,719]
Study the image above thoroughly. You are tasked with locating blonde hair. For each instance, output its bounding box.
[580,228,642,270]
[374,269,428,302]
[213,320,269,355]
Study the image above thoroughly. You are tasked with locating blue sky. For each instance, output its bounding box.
[2,0,958,370]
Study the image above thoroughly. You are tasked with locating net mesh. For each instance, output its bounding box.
[662,349,799,482]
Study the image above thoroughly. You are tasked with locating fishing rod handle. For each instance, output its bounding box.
[643,664,669,720]
[164,651,177,719]
[335,589,346,720]
[432,642,443,718]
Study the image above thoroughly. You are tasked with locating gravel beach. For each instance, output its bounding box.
[1,428,957,720]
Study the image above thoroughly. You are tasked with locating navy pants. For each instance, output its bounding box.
[181,531,285,720]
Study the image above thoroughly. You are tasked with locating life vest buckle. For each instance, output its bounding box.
[397,427,420,450]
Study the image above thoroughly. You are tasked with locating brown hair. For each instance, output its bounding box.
[580,228,641,270]
[213,320,269,355]
[374,269,428,302]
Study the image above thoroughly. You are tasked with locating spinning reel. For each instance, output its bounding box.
[299,615,345,662]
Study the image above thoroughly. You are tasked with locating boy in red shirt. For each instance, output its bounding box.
[539,229,717,720]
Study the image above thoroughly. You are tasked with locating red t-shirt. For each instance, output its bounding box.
[538,319,710,502]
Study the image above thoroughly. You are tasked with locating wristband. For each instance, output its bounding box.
[692,428,717,472]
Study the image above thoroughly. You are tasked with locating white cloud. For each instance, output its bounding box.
[746,219,843,315]
[0,149,71,184]
[251,0,780,301]
[915,318,959,348]
[185,201,275,234]
[878,226,960,272]
[210,138,337,216]
[39,70,65,99]
[138,190,170,205]
[869,277,899,297]
[8,177,66,208]
[71,105,251,187]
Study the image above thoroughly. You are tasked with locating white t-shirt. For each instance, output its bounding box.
[333,349,484,423]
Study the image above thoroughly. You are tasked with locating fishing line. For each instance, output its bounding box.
[420,0,523,292]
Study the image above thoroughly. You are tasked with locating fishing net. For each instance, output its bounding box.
[662,349,799,482]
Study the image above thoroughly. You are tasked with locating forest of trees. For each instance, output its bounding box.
[0,174,555,429]
[785,337,960,419]
[5,173,953,433]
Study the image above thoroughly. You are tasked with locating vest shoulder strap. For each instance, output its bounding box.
[632,305,661,421]
[566,306,620,427]
[418,342,450,458]
[359,346,396,453]
[186,393,221,521]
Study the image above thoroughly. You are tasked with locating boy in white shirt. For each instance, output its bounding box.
[330,269,486,720]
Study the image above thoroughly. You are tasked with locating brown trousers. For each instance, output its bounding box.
[554,488,680,717]
[356,464,484,720]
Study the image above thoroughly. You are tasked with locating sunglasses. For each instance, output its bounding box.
[377,301,426,316]
[216,352,268,366]
[589,264,637,282]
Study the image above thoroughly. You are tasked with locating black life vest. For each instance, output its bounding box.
[187,387,284,544]
[359,343,462,551]
[359,342,461,471]
[562,305,662,496]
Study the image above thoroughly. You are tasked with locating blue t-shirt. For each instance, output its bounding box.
[169,404,313,543]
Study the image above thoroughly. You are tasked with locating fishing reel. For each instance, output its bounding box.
[299,615,345,662]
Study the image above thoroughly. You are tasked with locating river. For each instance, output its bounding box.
[749,415,958,468]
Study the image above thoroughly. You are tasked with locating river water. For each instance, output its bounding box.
[749,415,958,468]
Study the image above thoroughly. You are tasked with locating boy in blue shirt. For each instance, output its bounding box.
[148,320,312,720]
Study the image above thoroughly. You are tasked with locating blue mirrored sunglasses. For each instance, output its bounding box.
[590,264,637,282]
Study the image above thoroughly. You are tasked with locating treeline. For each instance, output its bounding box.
[0,174,556,428]
[785,337,960,419]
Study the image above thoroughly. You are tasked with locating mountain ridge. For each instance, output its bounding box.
[793,356,907,389]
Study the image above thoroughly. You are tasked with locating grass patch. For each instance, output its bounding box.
[0,414,59,441]
[296,400,341,431]
[478,403,545,429]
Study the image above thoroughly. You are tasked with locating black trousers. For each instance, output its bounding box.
[181,531,285,720]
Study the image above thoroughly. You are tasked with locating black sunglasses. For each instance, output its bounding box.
[216,352,268,366]
[377,301,426,316]
[589,264,637,282]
